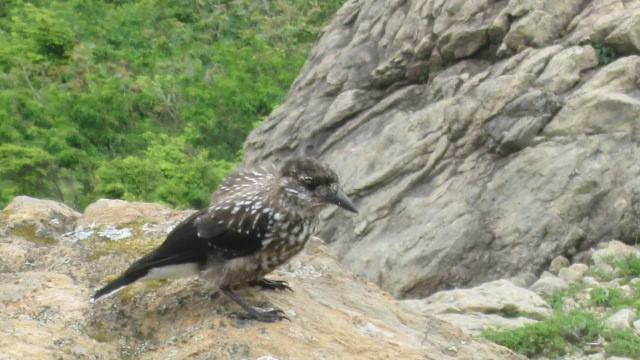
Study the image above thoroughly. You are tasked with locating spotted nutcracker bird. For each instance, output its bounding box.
[92,157,357,322]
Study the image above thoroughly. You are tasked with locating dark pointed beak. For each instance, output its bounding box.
[329,187,358,213]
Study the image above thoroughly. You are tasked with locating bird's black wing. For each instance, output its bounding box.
[92,205,273,300]
[122,204,272,276]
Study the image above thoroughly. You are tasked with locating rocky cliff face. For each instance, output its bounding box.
[0,197,520,359]
[244,0,640,298]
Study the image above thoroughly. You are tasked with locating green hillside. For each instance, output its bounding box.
[0,0,344,210]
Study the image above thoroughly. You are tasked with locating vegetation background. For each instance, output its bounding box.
[0,0,344,210]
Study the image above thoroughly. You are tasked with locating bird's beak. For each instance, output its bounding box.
[329,187,358,213]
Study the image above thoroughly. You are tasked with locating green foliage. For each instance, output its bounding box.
[589,287,628,308]
[615,256,640,278]
[481,311,603,358]
[0,0,346,209]
[605,329,640,358]
[0,144,59,203]
[545,283,582,311]
[589,42,617,66]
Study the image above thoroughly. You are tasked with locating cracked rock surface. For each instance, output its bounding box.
[244,0,640,299]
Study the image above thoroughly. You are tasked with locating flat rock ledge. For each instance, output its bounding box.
[0,197,520,360]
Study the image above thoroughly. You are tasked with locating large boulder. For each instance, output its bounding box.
[0,198,521,359]
[244,0,640,298]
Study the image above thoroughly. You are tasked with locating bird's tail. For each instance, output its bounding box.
[91,251,203,301]
[91,269,148,301]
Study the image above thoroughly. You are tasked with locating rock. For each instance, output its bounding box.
[558,267,582,284]
[78,198,193,229]
[544,58,640,141]
[1,196,81,241]
[562,297,580,313]
[508,271,537,288]
[620,285,632,297]
[549,256,571,274]
[498,0,586,52]
[0,198,521,359]
[633,319,640,332]
[243,0,640,299]
[569,263,589,276]
[487,90,562,155]
[592,240,640,269]
[540,271,556,279]
[534,45,598,93]
[403,279,551,334]
[555,264,589,284]
[529,275,569,296]
[582,276,600,288]
[604,309,637,330]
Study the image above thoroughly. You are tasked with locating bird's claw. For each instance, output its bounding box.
[250,278,293,292]
[230,308,290,322]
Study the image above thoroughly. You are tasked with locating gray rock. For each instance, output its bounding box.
[403,279,551,334]
[553,264,588,286]
[604,309,637,330]
[529,275,569,297]
[508,271,537,288]
[2,196,81,239]
[582,276,600,288]
[244,0,640,298]
[558,267,582,284]
[592,240,640,270]
[568,263,589,276]
[549,256,571,274]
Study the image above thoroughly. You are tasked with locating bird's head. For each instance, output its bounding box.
[279,157,358,213]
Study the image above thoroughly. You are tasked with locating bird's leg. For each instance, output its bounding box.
[249,278,293,292]
[221,287,289,322]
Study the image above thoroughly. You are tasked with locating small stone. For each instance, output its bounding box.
[562,298,579,312]
[540,271,555,279]
[568,263,588,276]
[575,289,591,302]
[573,249,593,265]
[549,256,570,274]
[604,309,637,330]
[582,276,600,287]
[605,279,621,287]
[597,263,615,276]
[633,319,640,331]
[508,271,537,287]
[529,275,569,296]
[558,267,582,284]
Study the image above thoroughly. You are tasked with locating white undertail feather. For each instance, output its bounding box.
[91,263,199,302]
[141,263,199,280]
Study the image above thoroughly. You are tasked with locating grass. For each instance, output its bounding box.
[481,311,602,358]
[588,42,617,65]
[589,287,628,308]
[615,256,640,277]
[482,254,640,358]
[605,329,640,358]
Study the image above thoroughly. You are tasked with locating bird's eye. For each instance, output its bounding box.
[300,176,317,190]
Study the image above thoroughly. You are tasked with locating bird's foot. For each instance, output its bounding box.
[249,278,292,292]
[231,307,290,322]
[222,287,291,322]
